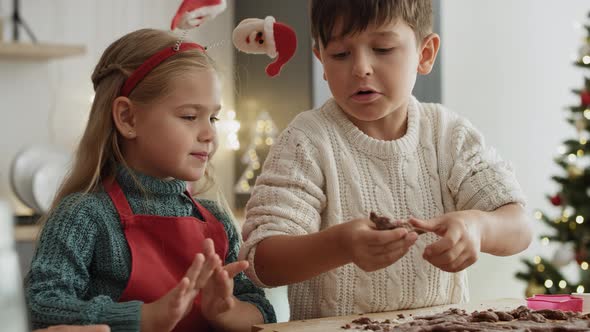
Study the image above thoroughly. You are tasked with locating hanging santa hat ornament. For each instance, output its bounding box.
[119,1,224,97]
[171,0,227,30]
[232,16,297,77]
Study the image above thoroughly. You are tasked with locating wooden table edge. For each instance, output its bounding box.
[251,298,526,332]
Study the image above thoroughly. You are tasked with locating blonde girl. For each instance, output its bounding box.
[25,28,275,332]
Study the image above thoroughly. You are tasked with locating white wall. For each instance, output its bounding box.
[0,0,235,214]
[441,1,589,301]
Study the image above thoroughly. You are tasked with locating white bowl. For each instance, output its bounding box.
[32,159,70,213]
[10,145,69,214]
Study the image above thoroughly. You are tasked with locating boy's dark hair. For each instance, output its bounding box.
[310,0,433,48]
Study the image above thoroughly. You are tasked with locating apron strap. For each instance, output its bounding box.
[184,191,216,224]
[185,191,229,260]
[103,177,135,227]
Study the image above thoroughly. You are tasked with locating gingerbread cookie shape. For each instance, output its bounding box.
[344,305,590,331]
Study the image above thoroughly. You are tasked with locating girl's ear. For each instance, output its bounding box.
[417,33,440,75]
[112,96,137,139]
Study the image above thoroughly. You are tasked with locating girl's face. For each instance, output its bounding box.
[127,68,222,181]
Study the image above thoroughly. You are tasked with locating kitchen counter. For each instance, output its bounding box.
[252,298,525,332]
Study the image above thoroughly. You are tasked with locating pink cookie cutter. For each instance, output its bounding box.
[526,294,583,312]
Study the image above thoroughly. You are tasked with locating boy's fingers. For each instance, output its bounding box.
[439,251,471,272]
[424,238,452,258]
[408,217,432,229]
[424,230,461,257]
[426,243,464,266]
[409,217,441,235]
[376,247,407,266]
[457,254,478,272]
[370,234,417,255]
[404,231,418,244]
[366,228,408,246]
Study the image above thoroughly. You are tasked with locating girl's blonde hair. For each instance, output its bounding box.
[42,28,227,227]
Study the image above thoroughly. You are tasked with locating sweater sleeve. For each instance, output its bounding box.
[445,117,526,212]
[198,199,277,324]
[238,126,326,287]
[25,193,142,332]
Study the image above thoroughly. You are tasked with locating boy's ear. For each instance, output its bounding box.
[112,96,138,139]
[417,33,440,75]
[313,46,328,80]
[312,46,323,63]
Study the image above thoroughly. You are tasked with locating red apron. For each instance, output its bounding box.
[104,178,229,332]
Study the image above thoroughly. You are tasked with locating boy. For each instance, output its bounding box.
[239,0,532,320]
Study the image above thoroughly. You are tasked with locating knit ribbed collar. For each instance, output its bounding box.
[325,96,421,157]
[115,165,187,195]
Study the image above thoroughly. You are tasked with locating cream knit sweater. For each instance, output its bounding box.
[239,96,525,320]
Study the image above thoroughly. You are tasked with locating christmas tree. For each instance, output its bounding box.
[516,11,590,297]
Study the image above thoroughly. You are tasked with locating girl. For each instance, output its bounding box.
[25,29,275,332]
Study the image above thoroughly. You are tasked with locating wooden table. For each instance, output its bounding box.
[252,298,525,332]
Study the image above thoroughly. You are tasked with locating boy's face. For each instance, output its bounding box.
[314,19,438,128]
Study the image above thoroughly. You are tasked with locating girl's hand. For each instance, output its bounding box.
[200,260,249,322]
[409,212,482,273]
[338,217,418,272]
[141,238,221,332]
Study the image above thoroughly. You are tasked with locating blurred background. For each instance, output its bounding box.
[1,0,589,323]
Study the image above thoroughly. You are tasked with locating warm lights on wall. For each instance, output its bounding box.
[217,109,241,151]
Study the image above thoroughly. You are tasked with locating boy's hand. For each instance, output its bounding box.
[338,217,418,272]
[200,260,249,322]
[141,239,221,332]
[409,212,482,273]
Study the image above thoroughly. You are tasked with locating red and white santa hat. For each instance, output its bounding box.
[120,0,220,97]
[233,16,297,77]
[171,0,226,30]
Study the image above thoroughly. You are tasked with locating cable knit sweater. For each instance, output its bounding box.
[239,96,526,320]
[25,166,276,331]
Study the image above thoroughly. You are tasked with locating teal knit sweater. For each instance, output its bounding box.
[25,167,276,331]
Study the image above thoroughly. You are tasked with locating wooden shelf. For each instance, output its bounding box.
[15,224,40,242]
[0,42,85,60]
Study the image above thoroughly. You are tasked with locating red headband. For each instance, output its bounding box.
[119,42,205,97]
